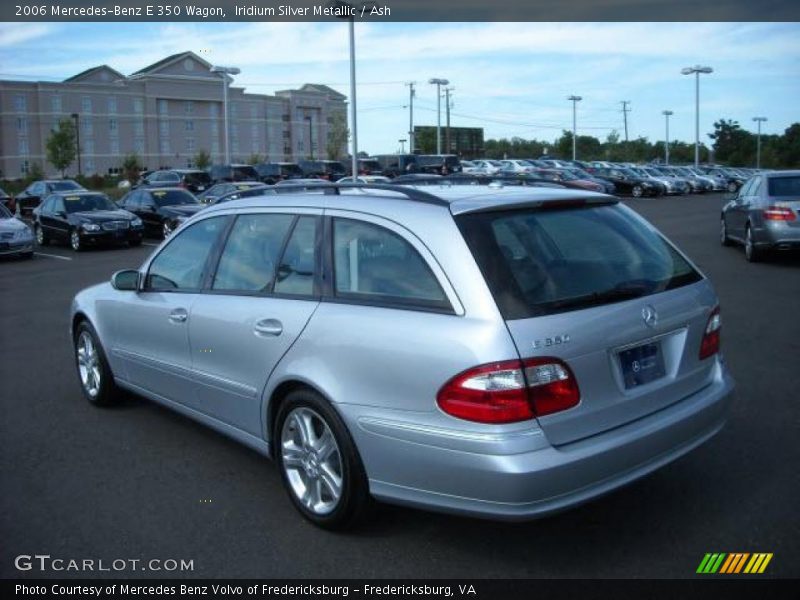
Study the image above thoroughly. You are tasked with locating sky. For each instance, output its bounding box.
[1,21,798,154]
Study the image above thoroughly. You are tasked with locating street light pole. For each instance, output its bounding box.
[662,110,673,165]
[752,116,767,169]
[681,65,713,169]
[406,82,415,154]
[398,138,406,153]
[211,65,241,164]
[429,78,449,154]
[70,112,81,177]
[444,86,454,154]
[567,95,582,161]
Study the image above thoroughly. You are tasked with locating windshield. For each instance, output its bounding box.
[457,203,702,319]
[183,172,211,186]
[0,204,12,218]
[63,194,117,213]
[768,176,800,197]
[151,190,198,206]
[51,181,83,192]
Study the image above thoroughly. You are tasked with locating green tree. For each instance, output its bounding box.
[326,111,349,160]
[121,153,142,184]
[414,128,437,154]
[247,153,264,165]
[45,118,77,177]
[194,149,212,170]
[708,119,754,166]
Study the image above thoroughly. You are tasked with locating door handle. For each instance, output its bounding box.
[169,308,188,323]
[254,318,283,337]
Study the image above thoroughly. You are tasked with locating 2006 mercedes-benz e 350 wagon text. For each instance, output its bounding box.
[70,183,734,529]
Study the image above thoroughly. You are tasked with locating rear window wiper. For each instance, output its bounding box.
[542,281,654,312]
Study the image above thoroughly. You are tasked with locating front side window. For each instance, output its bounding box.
[213,214,295,293]
[332,219,448,309]
[147,217,227,291]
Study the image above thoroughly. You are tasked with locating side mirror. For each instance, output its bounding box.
[111,270,140,291]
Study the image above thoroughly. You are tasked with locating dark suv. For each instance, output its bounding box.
[208,164,259,184]
[254,162,304,184]
[298,160,347,180]
[415,155,463,175]
[140,169,212,194]
[374,154,419,178]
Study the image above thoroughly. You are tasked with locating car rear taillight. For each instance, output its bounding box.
[436,358,580,424]
[763,206,796,221]
[699,306,721,360]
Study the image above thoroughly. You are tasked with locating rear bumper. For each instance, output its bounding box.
[352,359,734,520]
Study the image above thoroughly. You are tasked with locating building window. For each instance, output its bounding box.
[160,138,169,154]
[134,137,145,154]
[20,160,30,175]
[283,130,291,139]
[133,98,144,114]
[81,96,92,114]
[18,138,29,156]
[84,139,95,155]
[158,100,168,115]
[185,120,194,132]
[186,138,195,153]
[185,101,194,114]
[159,121,169,137]
[210,103,219,118]
[85,158,95,173]
[109,119,118,135]
[17,117,28,134]
[230,104,238,119]
[14,94,27,112]
[134,121,144,136]
[82,119,93,135]
[108,96,117,114]
[110,138,120,155]
[51,94,62,114]
[211,121,219,136]
[211,139,220,155]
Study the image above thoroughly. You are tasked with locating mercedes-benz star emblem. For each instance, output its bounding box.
[642,305,658,328]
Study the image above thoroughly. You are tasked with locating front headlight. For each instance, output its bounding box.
[14,228,33,240]
[82,223,101,232]
[131,218,143,227]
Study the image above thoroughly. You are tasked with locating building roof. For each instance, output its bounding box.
[63,65,126,83]
[130,51,212,76]
[298,84,347,100]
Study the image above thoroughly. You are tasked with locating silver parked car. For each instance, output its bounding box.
[721,170,800,261]
[70,183,734,529]
[0,203,34,258]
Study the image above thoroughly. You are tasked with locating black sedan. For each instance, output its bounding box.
[197,181,267,205]
[15,179,85,216]
[33,192,143,252]
[590,168,663,197]
[117,187,203,238]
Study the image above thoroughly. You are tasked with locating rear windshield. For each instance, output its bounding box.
[279,164,303,176]
[416,155,459,167]
[768,176,800,197]
[323,161,346,174]
[233,166,258,180]
[183,171,211,185]
[51,181,82,191]
[456,203,702,319]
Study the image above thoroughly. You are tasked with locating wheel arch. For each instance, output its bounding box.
[266,378,340,457]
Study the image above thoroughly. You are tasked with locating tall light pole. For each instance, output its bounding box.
[752,116,767,169]
[681,65,713,168]
[406,82,415,154]
[398,138,406,153]
[662,110,673,165]
[620,100,631,142]
[444,87,454,154]
[429,78,449,154]
[567,95,582,161]
[210,65,240,164]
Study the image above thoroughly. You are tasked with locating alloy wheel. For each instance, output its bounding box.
[70,230,81,251]
[280,407,343,516]
[35,225,44,245]
[163,222,172,238]
[76,331,101,398]
[632,185,643,198]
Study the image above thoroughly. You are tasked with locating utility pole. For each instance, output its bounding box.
[752,116,767,169]
[621,100,631,142]
[406,82,415,154]
[428,78,449,155]
[662,110,673,165]
[567,95,582,161]
[444,87,454,154]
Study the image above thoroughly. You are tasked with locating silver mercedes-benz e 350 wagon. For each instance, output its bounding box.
[70,183,734,529]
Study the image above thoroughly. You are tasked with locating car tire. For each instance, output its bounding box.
[129,239,142,247]
[631,185,643,198]
[162,222,173,239]
[21,251,33,259]
[74,321,119,407]
[70,229,82,252]
[275,388,371,530]
[744,223,761,262]
[720,217,732,246]
[34,224,48,246]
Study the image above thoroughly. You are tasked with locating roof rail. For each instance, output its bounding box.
[392,173,568,189]
[267,182,450,206]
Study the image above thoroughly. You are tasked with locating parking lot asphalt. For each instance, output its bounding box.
[1,193,798,579]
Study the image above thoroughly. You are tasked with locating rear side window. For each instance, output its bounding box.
[212,214,295,293]
[147,217,227,291]
[768,176,800,197]
[274,216,319,296]
[332,218,449,310]
[457,204,702,319]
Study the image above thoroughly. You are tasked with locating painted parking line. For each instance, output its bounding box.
[34,252,73,261]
